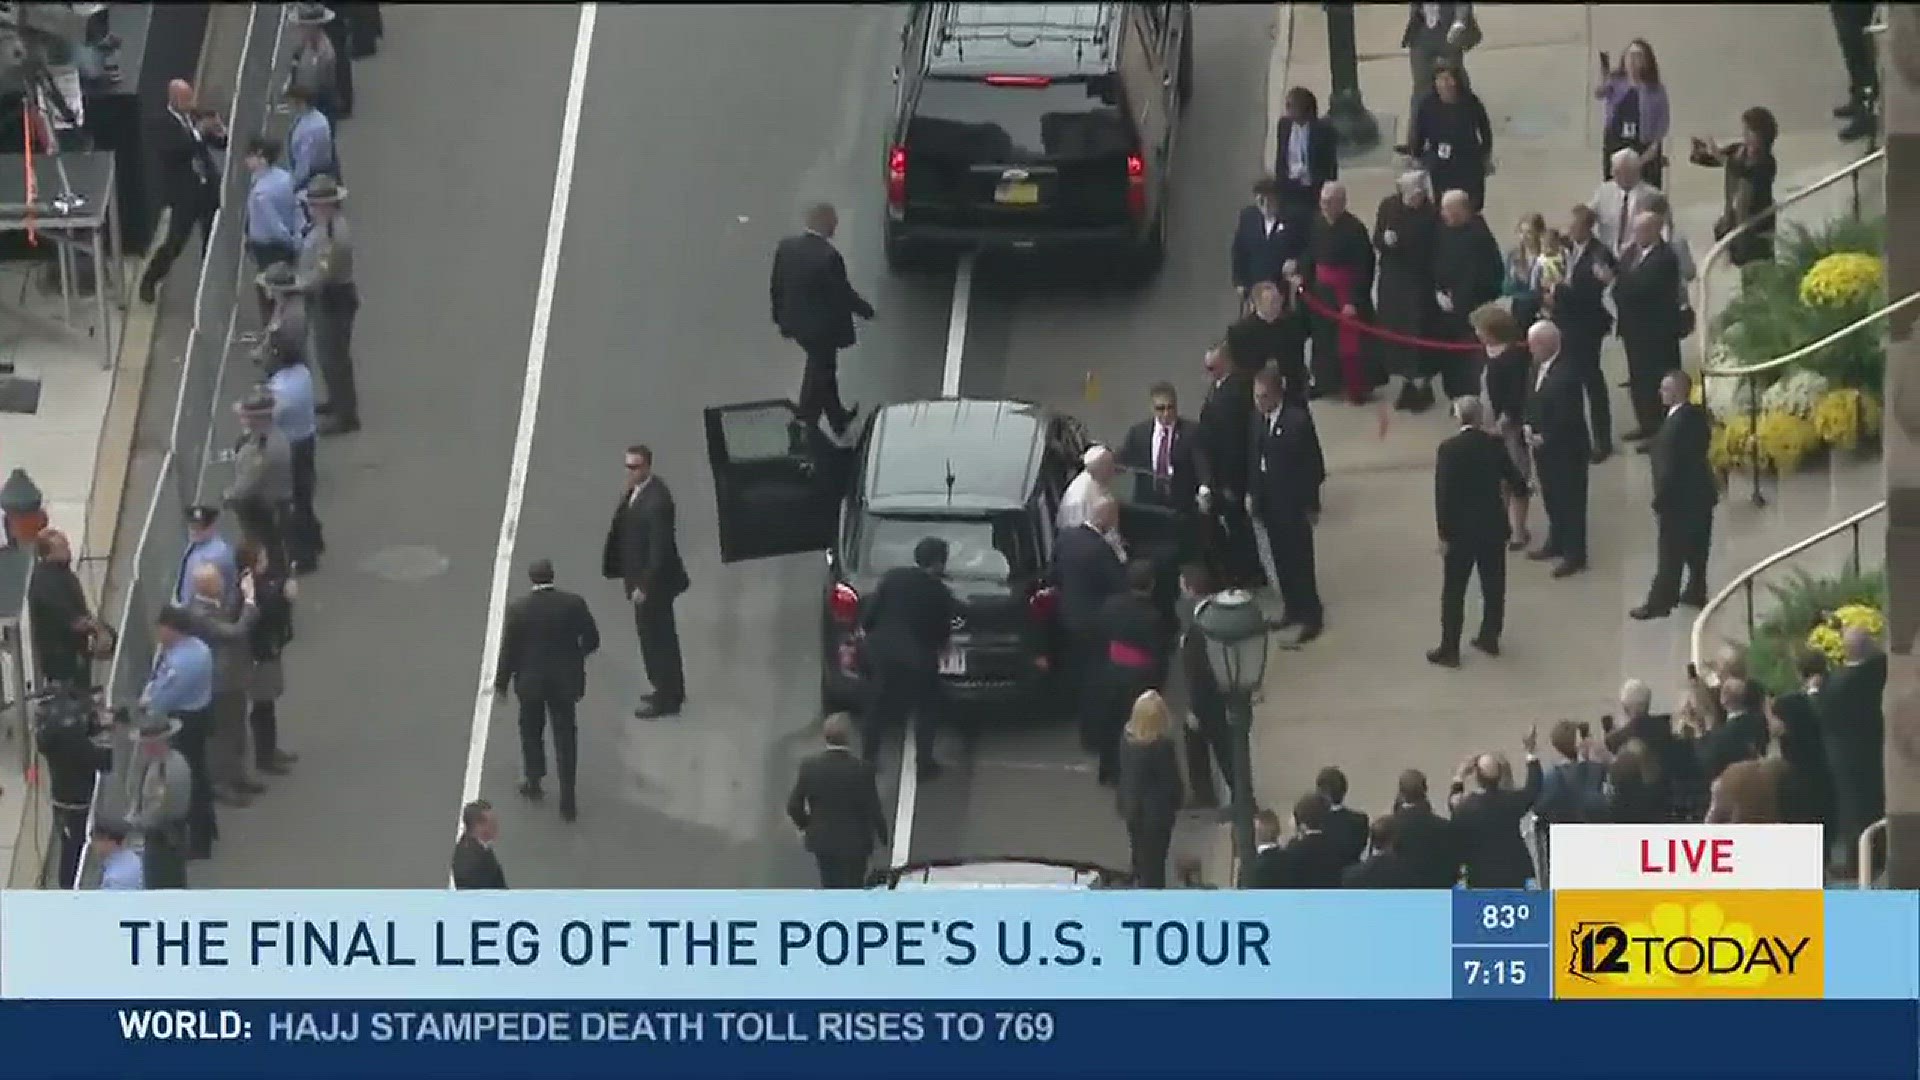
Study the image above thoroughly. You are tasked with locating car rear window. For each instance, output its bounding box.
[909,77,1132,161]
[856,514,1032,582]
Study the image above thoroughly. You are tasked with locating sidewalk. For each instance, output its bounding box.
[1202,3,1885,883]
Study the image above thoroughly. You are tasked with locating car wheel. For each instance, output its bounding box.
[883,222,919,273]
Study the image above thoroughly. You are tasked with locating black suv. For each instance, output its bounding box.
[882,2,1193,273]
[701,397,1181,715]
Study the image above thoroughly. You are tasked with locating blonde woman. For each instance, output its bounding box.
[1469,303,1534,550]
[1117,690,1184,888]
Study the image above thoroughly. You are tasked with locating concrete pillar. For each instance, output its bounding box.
[1879,4,1920,889]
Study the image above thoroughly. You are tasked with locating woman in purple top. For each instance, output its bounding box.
[1594,39,1670,188]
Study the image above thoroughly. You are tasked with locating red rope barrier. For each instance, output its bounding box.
[1293,286,1485,353]
[21,102,37,245]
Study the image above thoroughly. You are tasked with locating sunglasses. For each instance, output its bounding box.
[1152,402,1177,413]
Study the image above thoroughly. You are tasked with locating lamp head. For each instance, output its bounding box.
[1192,589,1270,694]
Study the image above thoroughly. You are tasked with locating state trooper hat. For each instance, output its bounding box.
[290,2,335,26]
[187,504,220,528]
[256,262,299,294]
[300,175,348,205]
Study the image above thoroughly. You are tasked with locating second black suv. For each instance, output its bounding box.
[883,2,1193,274]
[701,396,1182,716]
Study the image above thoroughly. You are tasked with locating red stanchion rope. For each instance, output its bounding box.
[21,101,38,245]
[1293,285,1485,353]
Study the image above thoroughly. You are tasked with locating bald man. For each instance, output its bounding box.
[771,203,875,440]
[1522,321,1591,576]
[1448,729,1542,888]
[139,80,230,303]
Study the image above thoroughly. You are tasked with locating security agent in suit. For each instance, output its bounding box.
[1342,816,1424,888]
[859,537,958,780]
[770,203,875,439]
[1231,178,1311,306]
[1611,212,1688,443]
[1056,499,1129,751]
[1247,367,1327,641]
[1196,346,1263,589]
[1315,766,1370,869]
[494,559,601,820]
[139,80,229,303]
[1633,371,1718,619]
[224,390,295,571]
[451,799,507,889]
[787,713,890,889]
[1118,382,1203,516]
[1548,206,1618,463]
[1430,397,1526,666]
[1522,321,1592,577]
[602,445,690,718]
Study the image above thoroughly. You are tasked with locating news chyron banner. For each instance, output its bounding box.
[1548,824,1826,999]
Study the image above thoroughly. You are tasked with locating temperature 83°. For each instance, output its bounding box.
[1451,890,1549,946]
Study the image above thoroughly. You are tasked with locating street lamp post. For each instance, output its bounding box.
[1192,589,1272,885]
[1323,2,1381,152]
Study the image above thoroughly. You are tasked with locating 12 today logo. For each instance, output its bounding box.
[1553,891,1824,998]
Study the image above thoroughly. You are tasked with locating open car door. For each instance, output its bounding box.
[1107,463,1187,564]
[702,400,853,564]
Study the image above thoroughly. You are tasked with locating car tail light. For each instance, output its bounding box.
[1125,153,1147,217]
[829,583,861,628]
[984,74,1052,87]
[1027,585,1058,624]
[886,145,908,209]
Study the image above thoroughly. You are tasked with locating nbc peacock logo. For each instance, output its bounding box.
[1554,891,1824,998]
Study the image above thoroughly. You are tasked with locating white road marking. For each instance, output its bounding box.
[891,251,976,869]
[454,4,598,868]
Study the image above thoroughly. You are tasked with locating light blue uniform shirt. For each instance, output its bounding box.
[177,534,238,607]
[101,848,145,890]
[287,109,335,191]
[268,362,318,441]
[141,635,215,715]
[246,164,299,248]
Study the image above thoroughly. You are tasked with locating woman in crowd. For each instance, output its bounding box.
[1595,38,1670,188]
[26,528,100,687]
[1372,170,1441,413]
[1407,60,1494,211]
[1470,304,1534,551]
[1691,105,1780,272]
[1094,559,1168,786]
[1272,87,1337,215]
[1116,690,1183,888]
[237,539,300,777]
[1765,649,1835,827]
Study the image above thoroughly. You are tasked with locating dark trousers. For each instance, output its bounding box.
[1622,330,1680,435]
[1563,327,1613,448]
[1408,40,1466,143]
[1646,507,1713,610]
[1831,1,1879,98]
[1537,453,1590,563]
[232,498,288,571]
[863,655,940,765]
[287,436,324,567]
[1184,678,1233,805]
[248,700,281,766]
[174,707,218,853]
[54,804,90,889]
[634,594,686,705]
[1275,177,1318,215]
[815,853,870,889]
[1439,543,1506,652]
[1207,499,1266,589]
[141,194,217,289]
[315,286,361,422]
[1260,512,1323,626]
[1127,815,1175,888]
[247,240,298,321]
[516,692,579,795]
[798,343,852,433]
[142,827,190,889]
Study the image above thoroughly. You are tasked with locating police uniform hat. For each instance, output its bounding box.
[290,2,335,26]
[256,262,300,294]
[235,388,276,419]
[187,504,221,529]
[299,175,348,205]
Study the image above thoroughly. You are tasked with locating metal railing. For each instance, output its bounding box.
[1688,500,1884,671]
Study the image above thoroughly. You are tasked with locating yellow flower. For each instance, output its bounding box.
[1753,410,1822,474]
[1809,604,1884,662]
[1834,603,1886,637]
[1709,416,1754,474]
[1799,252,1883,308]
[1812,388,1880,450]
[1807,624,1846,665]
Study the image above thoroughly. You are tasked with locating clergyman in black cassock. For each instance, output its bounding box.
[1293,183,1380,405]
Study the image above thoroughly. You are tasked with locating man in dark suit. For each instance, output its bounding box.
[1342,816,1423,888]
[1389,770,1462,887]
[450,799,506,889]
[1695,677,1769,781]
[787,714,889,888]
[1196,346,1262,589]
[1612,211,1687,445]
[1247,367,1327,641]
[1523,321,1592,577]
[1315,766,1369,868]
[601,445,690,718]
[1272,794,1351,888]
[1632,371,1718,619]
[860,537,958,780]
[1817,629,1886,874]
[1549,206,1618,463]
[494,559,601,821]
[1449,736,1542,888]
[1057,498,1129,751]
[1431,396,1526,665]
[1231,179,1311,308]
[1243,809,1290,888]
[1272,89,1339,215]
[1119,382,1203,515]
[770,202,875,440]
[139,79,229,303]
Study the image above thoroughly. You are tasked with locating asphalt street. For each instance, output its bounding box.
[197,3,1272,887]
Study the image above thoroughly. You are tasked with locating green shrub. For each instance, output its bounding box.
[1741,565,1885,692]
[1712,215,1886,390]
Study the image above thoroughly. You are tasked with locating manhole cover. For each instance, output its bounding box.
[362,544,450,583]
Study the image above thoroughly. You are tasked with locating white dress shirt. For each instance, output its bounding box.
[1057,470,1109,531]
[1286,123,1309,181]
[1589,180,1659,253]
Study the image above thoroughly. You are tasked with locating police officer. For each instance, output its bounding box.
[294,176,360,435]
[225,389,295,569]
[34,688,111,888]
[286,4,343,123]
[256,262,309,369]
[122,710,195,888]
[858,537,957,780]
[256,283,324,573]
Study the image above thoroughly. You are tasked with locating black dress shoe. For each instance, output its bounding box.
[1551,560,1587,579]
[1836,100,1865,119]
[635,700,682,719]
[138,278,157,304]
[1840,113,1876,141]
[1628,604,1670,621]
[1470,636,1500,657]
[1294,624,1323,645]
[518,779,545,801]
[1678,591,1708,609]
[1426,647,1461,668]
[1621,429,1651,442]
[1591,447,1612,465]
[559,796,577,823]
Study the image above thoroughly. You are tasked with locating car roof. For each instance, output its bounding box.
[925,2,1122,79]
[879,858,1129,889]
[864,399,1048,514]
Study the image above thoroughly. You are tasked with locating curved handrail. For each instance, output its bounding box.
[1695,149,1886,367]
[1689,500,1886,672]
[1702,290,1920,378]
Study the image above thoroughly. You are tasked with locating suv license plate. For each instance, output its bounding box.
[938,648,967,676]
[994,181,1039,205]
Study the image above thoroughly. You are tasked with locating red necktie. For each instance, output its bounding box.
[1155,426,1172,478]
